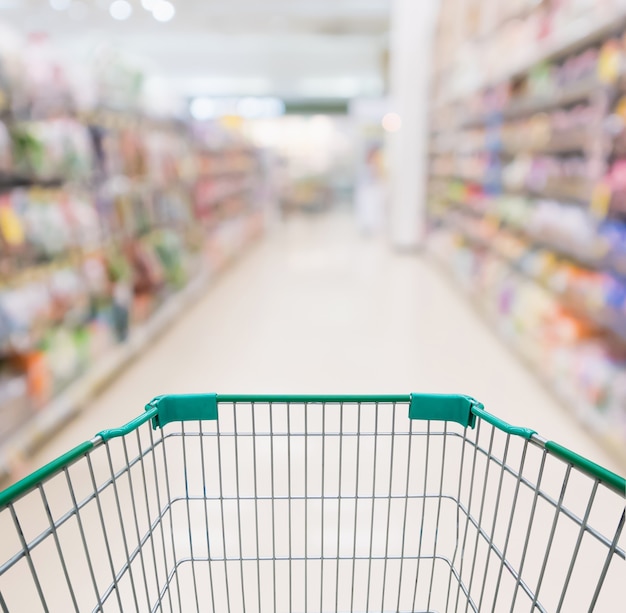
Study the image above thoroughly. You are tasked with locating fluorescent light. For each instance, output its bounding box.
[237,97,285,119]
[152,0,175,22]
[50,0,72,10]
[190,98,216,121]
[190,97,284,121]
[236,98,263,119]
[109,0,132,20]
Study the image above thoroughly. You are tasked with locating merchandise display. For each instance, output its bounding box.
[428,0,626,462]
[0,25,269,477]
[429,224,626,451]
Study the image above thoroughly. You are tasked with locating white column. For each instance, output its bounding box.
[387,0,439,249]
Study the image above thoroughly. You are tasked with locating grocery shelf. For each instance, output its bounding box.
[0,175,67,189]
[501,131,590,156]
[432,213,626,343]
[431,133,590,157]
[0,21,278,485]
[461,76,601,128]
[503,180,594,203]
[429,172,485,184]
[0,212,263,484]
[430,3,542,81]
[435,9,626,108]
[430,0,626,459]
[428,173,594,203]
[204,179,256,207]
[427,247,626,468]
[441,199,615,273]
[0,273,206,483]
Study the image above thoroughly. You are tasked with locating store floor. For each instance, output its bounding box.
[28,209,620,474]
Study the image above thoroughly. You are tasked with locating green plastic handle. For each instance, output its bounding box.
[409,394,478,428]
[98,407,157,441]
[216,394,410,404]
[146,394,218,429]
[1,393,624,511]
[471,404,536,439]
[0,440,94,508]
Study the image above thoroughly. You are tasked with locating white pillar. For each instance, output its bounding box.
[387,0,439,249]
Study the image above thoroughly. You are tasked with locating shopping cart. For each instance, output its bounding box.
[0,394,624,612]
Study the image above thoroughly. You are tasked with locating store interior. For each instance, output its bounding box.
[0,0,626,480]
[0,0,624,482]
[0,2,625,612]
[0,1,369,483]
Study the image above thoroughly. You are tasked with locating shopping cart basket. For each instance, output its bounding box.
[0,394,624,612]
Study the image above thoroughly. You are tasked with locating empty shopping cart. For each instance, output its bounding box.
[1,393,624,612]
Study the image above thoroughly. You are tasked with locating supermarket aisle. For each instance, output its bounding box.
[3,210,623,613]
[28,210,621,474]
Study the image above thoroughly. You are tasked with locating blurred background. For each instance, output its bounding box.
[0,0,625,484]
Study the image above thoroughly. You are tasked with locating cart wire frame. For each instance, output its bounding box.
[0,393,624,613]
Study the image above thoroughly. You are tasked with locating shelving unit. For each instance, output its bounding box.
[432,1,626,109]
[0,28,270,482]
[427,0,626,466]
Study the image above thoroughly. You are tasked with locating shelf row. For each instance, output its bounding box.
[433,193,626,278]
[432,78,626,159]
[433,1,626,108]
[430,207,626,342]
[0,18,278,482]
[0,115,201,190]
[459,75,605,129]
[430,0,626,468]
[0,172,263,344]
[427,228,626,466]
[429,172,597,204]
[0,136,268,454]
[431,118,599,157]
[0,209,265,483]
[429,142,626,216]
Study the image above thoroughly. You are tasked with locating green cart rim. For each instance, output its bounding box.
[1,393,624,508]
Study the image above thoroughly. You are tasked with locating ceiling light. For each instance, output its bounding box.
[237,97,285,119]
[141,0,158,10]
[190,98,215,121]
[50,0,72,10]
[152,0,175,22]
[382,112,402,133]
[109,0,132,20]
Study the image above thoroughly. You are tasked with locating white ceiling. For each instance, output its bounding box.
[0,0,390,100]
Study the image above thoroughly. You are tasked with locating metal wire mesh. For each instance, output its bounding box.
[0,399,624,612]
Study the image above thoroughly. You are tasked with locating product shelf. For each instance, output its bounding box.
[0,209,264,484]
[429,0,626,457]
[427,245,626,467]
[432,212,626,344]
[0,27,274,473]
[429,172,596,203]
[438,198,620,274]
[435,8,626,108]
